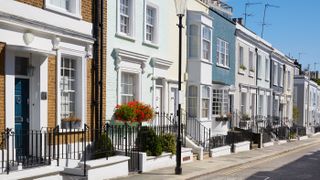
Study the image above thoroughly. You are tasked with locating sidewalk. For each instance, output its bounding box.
[116,135,320,180]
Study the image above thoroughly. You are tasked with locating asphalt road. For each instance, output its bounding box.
[196,143,320,180]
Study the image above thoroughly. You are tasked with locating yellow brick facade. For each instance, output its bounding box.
[0,43,5,131]
[15,0,93,23]
[47,55,57,129]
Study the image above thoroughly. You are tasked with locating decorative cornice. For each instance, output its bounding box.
[151,57,173,70]
[114,48,149,73]
[0,12,94,43]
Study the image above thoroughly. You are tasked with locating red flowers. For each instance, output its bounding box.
[114,101,154,123]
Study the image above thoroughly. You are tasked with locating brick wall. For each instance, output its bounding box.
[47,55,56,129]
[0,43,5,131]
[87,59,94,128]
[15,0,93,23]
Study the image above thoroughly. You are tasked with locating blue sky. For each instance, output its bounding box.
[225,0,320,71]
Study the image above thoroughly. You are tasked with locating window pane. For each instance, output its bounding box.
[15,57,29,76]
[189,25,199,58]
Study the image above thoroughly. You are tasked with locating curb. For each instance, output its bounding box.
[185,139,320,180]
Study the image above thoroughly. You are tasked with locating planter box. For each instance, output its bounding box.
[215,117,230,122]
[277,140,288,145]
[77,156,130,180]
[234,141,250,153]
[210,145,231,157]
[61,121,81,129]
[298,136,308,141]
[263,141,274,147]
[139,148,193,172]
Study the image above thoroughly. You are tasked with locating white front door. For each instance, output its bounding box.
[170,88,178,115]
[155,87,163,113]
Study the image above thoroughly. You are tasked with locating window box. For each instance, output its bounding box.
[61,117,81,129]
[216,117,230,122]
[240,114,251,121]
[240,65,247,71]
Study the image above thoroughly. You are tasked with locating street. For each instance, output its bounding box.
[197,143,320,180]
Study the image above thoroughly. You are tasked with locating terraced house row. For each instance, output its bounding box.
[0,0,320,178]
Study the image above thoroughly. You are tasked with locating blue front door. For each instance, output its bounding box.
[15,78,30,158]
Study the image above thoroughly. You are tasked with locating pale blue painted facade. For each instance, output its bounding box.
[209,9,235,86]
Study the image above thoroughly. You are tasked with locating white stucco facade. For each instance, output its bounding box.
[106,0,187,121]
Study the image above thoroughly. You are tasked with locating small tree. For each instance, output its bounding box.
[293,106,299,125]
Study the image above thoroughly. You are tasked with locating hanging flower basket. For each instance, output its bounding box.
[114,101,155,123]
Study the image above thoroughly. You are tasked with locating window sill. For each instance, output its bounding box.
[142,41,159,49]
[238,69,245,75]
[265,79,270,82]
[115,33,136,42]
[44,4,82,20]
[216,63,230,70]
[201,59,213,65]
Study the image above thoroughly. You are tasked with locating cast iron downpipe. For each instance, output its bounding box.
[99,0,104,132]
[255,48,259,132]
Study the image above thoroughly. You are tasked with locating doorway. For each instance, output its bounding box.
[15,78,30,158]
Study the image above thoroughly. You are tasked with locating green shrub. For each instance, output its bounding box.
[289,131,297,139]
[136,126,162,156]
[160,134,176,154]
[93,133,114,159]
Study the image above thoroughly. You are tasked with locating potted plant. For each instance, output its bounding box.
[216,113,230,121]
[249,68,255,72]
[241,113,250,121]
[114,101,155,123]
[240,65,247,71]
[216,114,225,121]
[61,116,81,129]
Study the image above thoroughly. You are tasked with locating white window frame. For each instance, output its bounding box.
[117,0,135,39]
[238,46,244,69]
[258,95,264,116]
[201,26,212,61]
[188,86,198,117]
[120,72,138,104]
[265,58,270,81]
[188,24,200,59]
[56,48,86,129]
[279,65,284,87]
[216,38,229,68]
[212,89,229,116]
[287,71,291,90]
[249,50,254,72]
[273,63,278,86]
[201,86,210,118]
[257,55,262,79]
[144,2,159,46]
[240,92,247,115]
[45,0,81,19]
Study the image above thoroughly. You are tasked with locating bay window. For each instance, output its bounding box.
[202,86,210,118]
[212,89,229,116]
[188,86,198,117]
[188,25,199,58]
[202,27,211,61]
[217,39,229,67]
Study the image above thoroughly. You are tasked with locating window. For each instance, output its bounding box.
[202,86,210,118]
[15,57,29,76]
[267,96,271,116]
[217,39,229,67]
[212,89,229,115]
[279,66,284,87]
[257,55,262,79]
[188,25,199,58]
[258,95,264,116]
[238,46,244,68]
[240,92,247,114]
[60,57,77,119]
[273,98,279,116]
[202,27,211,60]
[121,72,136,104]
[249,51,254,71]
[265,58,270,81]
[119,0,133,36]
[273,63,278,86]
[145,5,158,44]
[287,71,291,90]
[188,86,198,117]
[46,0,81,17]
